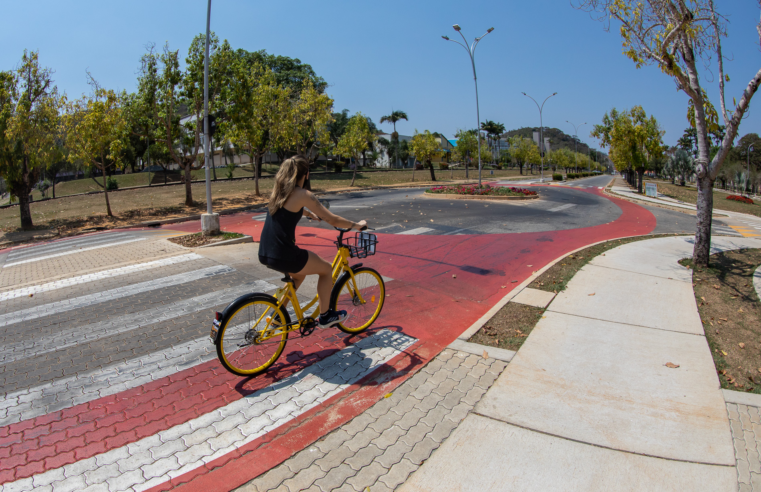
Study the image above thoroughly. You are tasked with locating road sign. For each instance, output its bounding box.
[645,182,657,198]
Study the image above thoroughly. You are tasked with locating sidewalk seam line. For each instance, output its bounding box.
[471,411,735,468]
[543,309,706,337]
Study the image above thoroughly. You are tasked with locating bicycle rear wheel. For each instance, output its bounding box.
[216,294,290,376]
[331,267,385,334]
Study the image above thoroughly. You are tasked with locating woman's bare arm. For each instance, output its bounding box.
[294,189,365,230]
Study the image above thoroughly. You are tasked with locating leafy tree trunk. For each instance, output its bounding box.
[428,160,436,181]
[16,160,34,229]
[99,161,113,217]
[693,174,714,266]
[51,171,57,199]
[350,164,357,187]
[637,169,644,194]
[183,165,193,206]
[254,154,262,196]
[518,162,524,175]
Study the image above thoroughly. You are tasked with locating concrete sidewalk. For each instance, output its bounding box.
[401,235,761,491]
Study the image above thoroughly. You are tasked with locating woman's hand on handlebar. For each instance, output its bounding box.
[353,220,367,231]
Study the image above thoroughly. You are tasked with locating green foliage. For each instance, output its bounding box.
[438,162,449,170]
[336,112,375,186]
[379,110,408,133]
[552,173,563,181]
[591,106,664,173]
[106,176,119,190]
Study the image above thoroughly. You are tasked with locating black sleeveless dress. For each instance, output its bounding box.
[258,206,309,274]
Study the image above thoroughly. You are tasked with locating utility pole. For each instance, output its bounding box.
[200,0,219,235]
[522,93,557,182]
[442,25,494,187]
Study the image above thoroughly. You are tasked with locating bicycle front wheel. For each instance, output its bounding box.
[216,294,290,376]
[331,267,385,334]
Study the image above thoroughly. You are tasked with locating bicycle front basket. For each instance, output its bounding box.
[346,232,378,258]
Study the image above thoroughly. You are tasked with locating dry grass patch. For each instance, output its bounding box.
[646,180,761,218]
[168,232,244,248]
[681,249,761,393]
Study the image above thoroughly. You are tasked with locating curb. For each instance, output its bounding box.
[198,235,253,248]
[723,388,761,407]
[421,193,539,201]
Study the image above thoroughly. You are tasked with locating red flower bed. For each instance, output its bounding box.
[426,184,537,197]
[727,195,755,205]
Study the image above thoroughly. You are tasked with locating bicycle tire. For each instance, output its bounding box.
[330,267,385,334]
[215,293,290,376]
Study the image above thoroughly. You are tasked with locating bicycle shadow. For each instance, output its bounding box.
[231,326,418,401]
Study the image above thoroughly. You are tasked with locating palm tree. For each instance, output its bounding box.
[380,110,408,168]
[481,120,503,164]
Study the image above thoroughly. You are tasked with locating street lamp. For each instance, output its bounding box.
[522,92,557,182]
[201,0,219,235]
[747,143,754,197]
[442,25,494,187]
[566,120,587,173]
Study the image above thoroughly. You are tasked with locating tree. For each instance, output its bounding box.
[0,51,62,229]
[591,106,664,192]
[577,1,761,265]
[409,130,442,182]
[455,129,478,178]
[226,63,290,195]
[336,112,376,187]
[64,87,126,217]
[508,136,539,175]
[277,83,333,162]
[380,110,408,168]
[234,49,327,94]
[480,120,504,163]
[665,149,694,186]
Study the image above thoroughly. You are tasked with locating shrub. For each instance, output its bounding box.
[415,163,424,170]
[334,162,343,173]
[438,163,449,170]
[727,195,754,205]
[552,173,563,181]
[426,184,537,197]
[107,176,119,190]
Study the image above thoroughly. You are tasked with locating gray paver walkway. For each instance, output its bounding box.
[401,235,761,491]
[235,349,507,492]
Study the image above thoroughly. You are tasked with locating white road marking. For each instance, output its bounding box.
[0,337,217,426]
[6,233,133,260]
[373,223,402,231]
[3,237,147,268]
[397,227,434,235]
[0,253,204,302]
[0,265,236,328]
[547,203,577,212]
[0,279,277,365]
[252,215,267,221]
[442,228,469,236]
[326,205,371,209]
[10,330,417,492]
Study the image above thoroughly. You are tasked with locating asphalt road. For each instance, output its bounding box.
[300,174,739,238]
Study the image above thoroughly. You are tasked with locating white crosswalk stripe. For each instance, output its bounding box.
[397,227,434,235]
[4,330,416,492]
[0,338,217,426]
[0,265,235,328]
[0,253,204,302]
[3,237,147,268]
[5,233,133,261]
[0,279,276,364]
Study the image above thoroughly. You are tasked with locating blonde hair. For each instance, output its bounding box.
[268,155,310,215]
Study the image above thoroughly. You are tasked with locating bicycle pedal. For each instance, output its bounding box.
[299,317,317,337]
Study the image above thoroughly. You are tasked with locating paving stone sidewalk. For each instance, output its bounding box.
[728,401,761,491]
[237,348,507,492]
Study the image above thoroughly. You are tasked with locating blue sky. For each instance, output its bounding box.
[2,0,760,149]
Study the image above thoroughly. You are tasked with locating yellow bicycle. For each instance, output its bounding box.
[211,228,386,376]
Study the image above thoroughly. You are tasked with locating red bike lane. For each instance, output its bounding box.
[153,188,656,491]
[0,188,656,492]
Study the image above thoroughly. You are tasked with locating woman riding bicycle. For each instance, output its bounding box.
[258,155,367,329]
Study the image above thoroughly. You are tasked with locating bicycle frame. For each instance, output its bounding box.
[254,244,366,342]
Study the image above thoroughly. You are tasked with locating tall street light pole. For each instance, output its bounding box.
[442,24,494,187]
[566,120,586,174]
[747,143,754,197]
[522,92,557,182]
[201,0,219,235]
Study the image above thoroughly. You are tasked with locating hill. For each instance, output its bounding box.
[503,127,601,156]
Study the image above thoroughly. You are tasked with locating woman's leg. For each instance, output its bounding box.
[293,251,333,314]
